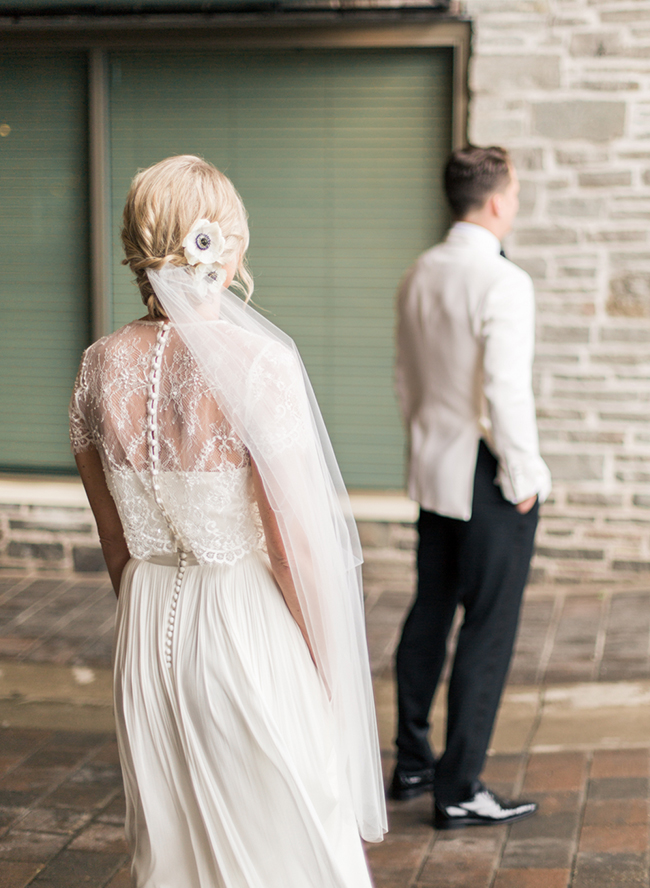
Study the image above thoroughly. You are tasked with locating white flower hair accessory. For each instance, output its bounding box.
[182,218,228,301]
[183,218,227,266]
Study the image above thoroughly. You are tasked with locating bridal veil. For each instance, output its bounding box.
[146,264,387,844]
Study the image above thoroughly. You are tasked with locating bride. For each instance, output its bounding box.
[69,155,386,887]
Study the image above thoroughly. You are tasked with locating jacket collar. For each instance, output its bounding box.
[446,222,502,255]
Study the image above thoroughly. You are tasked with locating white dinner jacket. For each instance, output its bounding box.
[395,222,551,521]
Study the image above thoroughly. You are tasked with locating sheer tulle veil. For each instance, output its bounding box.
[147,264,387,843]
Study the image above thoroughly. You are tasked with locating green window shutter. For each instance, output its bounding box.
[0,53,89,472]
[110,48,452,488]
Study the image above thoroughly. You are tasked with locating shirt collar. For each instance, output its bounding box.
[448,221,502,255]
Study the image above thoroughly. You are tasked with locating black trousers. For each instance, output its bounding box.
[395,441,539,805]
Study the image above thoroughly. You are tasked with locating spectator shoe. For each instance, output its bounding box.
[434,785,537,830]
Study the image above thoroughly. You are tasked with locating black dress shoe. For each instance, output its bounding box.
[434,785,537,830]
[388,766,435,801]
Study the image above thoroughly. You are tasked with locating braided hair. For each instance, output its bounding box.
[121,155,253,317]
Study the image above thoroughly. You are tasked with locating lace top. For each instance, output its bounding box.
[69,320,262,565]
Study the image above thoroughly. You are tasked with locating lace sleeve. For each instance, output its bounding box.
[69,351,94,454]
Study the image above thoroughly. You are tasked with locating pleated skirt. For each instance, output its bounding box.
[113,553,373,888]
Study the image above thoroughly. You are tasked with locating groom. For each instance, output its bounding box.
[392,145,551,829]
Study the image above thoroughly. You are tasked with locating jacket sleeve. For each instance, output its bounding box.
[395,268,419,426]
[481,268,552,504]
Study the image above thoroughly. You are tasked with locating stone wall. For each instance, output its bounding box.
[465,0,650,583]
[0,503,104,573]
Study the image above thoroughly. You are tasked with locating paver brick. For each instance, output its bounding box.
[529,793,581,817]
[16,808,91,835]
[0,730,51,757]
[49,731,106,750]
[0,756,26,779]
[509,810,579,841]
[364,833,428,882]
[421,832,502,885]
[493,869,570,888]
[0,806,27,834]
[25,748,87,770]
[572,851,648,887]
[42,783,117,811]
[590,749,649,778]
[30,849,126,887]
[69,823,129,855]
[0,860,43,888]
[482,754,522,786]
[523,752,588,793]
[89,741,120,767]
[0,791,48,810]
[579,824,648,854]
[104,868,131,888]
[95,795,125,827]
[582,798,648,827]
[501,837,574,869]
[0,829,69,862]
[587,776,649,801]
[0,768,69,794]
[419,861,493,887]
[384,806,433,839]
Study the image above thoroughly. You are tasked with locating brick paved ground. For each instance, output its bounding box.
[0,731,647,887]
[2,572,650,686]
[371,749,650,888]
[0,576,115,668]
[0,728,127,888]
[366,581,650,688]
[0,568,650,887]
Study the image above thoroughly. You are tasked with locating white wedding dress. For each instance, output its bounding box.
[70,319,374,888]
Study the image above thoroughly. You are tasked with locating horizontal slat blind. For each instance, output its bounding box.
[110,48,451,487]
[0,53,89,472]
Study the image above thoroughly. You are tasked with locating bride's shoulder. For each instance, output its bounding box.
[84,320,154,361]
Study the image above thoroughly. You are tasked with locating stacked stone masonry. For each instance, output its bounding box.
[465,0,650,582]
[0,503,105,574]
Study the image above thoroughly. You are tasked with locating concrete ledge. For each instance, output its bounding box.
[0,477,416,524]
[348,491,418,523]
[0,475,89,508]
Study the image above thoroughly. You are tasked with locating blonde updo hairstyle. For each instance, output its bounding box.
[121,155,253,318]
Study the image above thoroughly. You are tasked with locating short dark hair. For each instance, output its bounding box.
[444,145,512,219]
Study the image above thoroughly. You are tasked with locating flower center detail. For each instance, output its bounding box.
[195,233,211,251]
